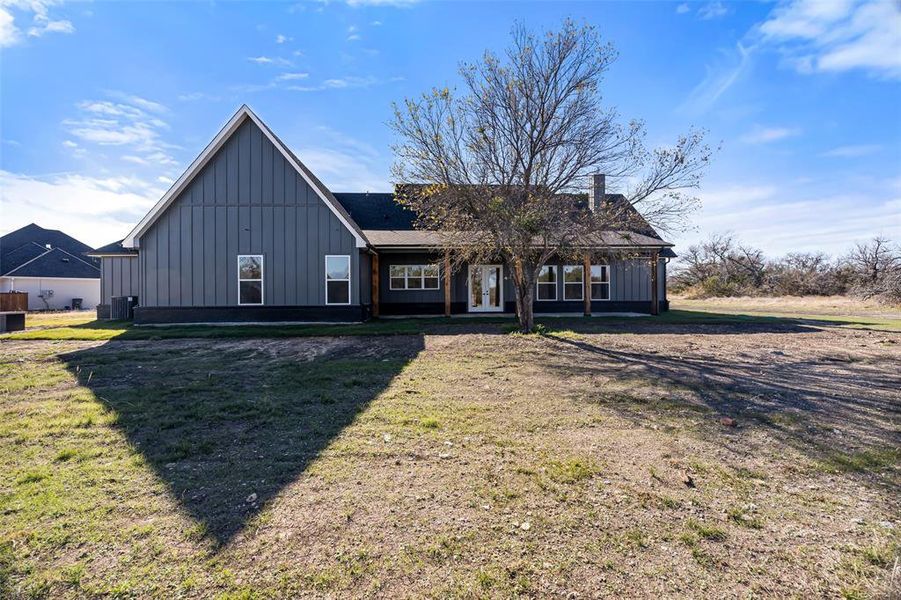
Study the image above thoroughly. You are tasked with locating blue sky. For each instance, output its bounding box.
[1,0,899,257]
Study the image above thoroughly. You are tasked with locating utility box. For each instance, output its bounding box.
[110,296,139,321]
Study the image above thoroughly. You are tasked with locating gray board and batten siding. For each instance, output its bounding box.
[137,118,360,310]
[100,256,140,305]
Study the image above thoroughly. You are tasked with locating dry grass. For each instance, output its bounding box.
[673,294,901,319]
[1,322,899,598]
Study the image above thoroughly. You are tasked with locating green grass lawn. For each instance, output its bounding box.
[1,324,899,598]
[5,298,899,342]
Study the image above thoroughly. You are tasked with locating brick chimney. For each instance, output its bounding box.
[588,173,605,211]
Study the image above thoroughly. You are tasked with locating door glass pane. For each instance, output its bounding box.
[488,267,500,307]
[470,267,482,308]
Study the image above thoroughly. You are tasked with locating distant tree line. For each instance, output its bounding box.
[669,234,901,304]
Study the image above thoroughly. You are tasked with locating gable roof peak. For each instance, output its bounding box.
[121,104,367,249]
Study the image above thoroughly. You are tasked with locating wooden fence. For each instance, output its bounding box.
[0,292,28,312]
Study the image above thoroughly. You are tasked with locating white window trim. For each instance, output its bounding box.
[590,264,612,301]
[562,265,584,301]
[388,264,441,291]
[237,254,264,306]
[535,265,558,301]
[325,254,351,305]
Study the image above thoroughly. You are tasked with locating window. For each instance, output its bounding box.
[536,265,557,300]
[389,264,440,290]
[563,265,584,301]
[591,265,611,300]
[238,255,263,305]
[325,255,351,305]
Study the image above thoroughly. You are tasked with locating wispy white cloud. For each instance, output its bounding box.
[679,42,753,114]
[343,0,419,6]
[819,144,882,158]
[698,1,729,20]
[275,33,291,44]
[62,94,180,172]
[758,0,901,80]
[676,178,901,256]
[347,24,360,41]
[247,55,293,66]
[296,126,388,191]
[177,91,221,102]
[739,125,801,144]
[275,72,309,81]
[286,75,403,92]
[0,0,74,47]
[0,170,163,246]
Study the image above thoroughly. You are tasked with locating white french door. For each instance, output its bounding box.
[468,264,503,312]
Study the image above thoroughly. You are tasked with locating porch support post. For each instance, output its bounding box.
[583,254,592,317]
[650,250,660,316]
[371,252,380,318]
[443,252,452,317]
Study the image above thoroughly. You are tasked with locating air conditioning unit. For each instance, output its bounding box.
[38,289,54,298]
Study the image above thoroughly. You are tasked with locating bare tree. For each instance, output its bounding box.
[845,236,901,302]
[390,20,714,332]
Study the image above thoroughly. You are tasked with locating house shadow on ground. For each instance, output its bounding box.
[60,335,423,546]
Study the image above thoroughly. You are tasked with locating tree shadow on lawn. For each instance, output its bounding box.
[59,335,424,546]
[536,334,901,484]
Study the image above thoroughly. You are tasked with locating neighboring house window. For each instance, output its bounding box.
[238,255,263,305]
[591,265,611,300]
[563,265,584,301]
[536,265,557,300]
[325,255,351,305]
[389,264,440,290]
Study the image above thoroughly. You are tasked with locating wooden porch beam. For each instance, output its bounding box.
[371,253,380,318]
[443,253,452,317]
[650,251,660,316]
[583,254,592,317]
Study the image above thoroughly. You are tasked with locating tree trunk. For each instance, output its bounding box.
[511,258,536,333]
[518,285,535,333]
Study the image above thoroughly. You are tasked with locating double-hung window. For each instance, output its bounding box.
[389,264,440,290]
[238,255,263,305]
[563,265,584,301]
[536,265,557,300]
[590,265,611,300]
[325,255,351,305]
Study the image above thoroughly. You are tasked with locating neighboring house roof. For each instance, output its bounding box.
[87,240,139,257]
[122,105,367,249]
[3,247,102,278]
[0,223,100,278]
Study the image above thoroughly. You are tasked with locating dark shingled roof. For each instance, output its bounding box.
[332,191,675,255]
[333,193,418,230]
[87,240,138,256]
[4,247,101,278]
[1,223,100,278]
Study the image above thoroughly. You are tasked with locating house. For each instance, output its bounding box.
[90,105,673,324]
[0,223,101,310]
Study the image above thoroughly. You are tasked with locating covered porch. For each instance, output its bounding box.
[365,247,667,319]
